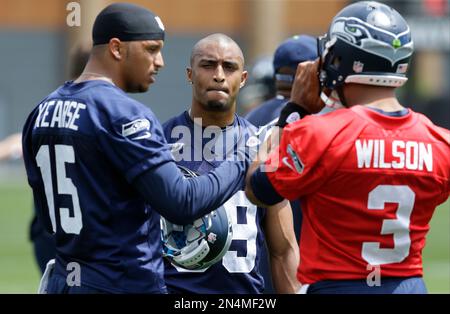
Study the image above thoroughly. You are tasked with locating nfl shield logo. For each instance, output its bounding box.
[207,232,217,244]
[353,61,364,73]
[396,63,408,74]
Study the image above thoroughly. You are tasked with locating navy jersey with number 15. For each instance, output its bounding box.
[22,80,175,293]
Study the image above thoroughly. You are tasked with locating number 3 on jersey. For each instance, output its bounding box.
[362,185,415,265]
[36,144,83,234]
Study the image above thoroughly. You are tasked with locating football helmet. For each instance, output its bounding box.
[238,56,276,112]
[160,165,233,270]
[318,1,414,90]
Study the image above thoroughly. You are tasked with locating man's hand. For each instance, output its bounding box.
[244,126,282,208]
[290,58,324,114]
[0,133,22,161]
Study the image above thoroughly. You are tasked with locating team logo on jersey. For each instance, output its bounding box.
[353,61,364,73]
[122,119,151,140]
[283,144,304,174]
[246,136,261,148]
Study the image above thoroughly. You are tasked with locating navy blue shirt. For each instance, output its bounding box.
[163,111,267,293]
[245,95,286,127]
[22,80,247,293]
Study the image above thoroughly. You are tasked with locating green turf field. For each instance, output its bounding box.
[0,179,448,293]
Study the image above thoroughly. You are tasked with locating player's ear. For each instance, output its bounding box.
[109,38,123,61]
[240,70,248,89]
[186,67,193,84]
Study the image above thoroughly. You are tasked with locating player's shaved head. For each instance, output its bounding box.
[190,33,244,67]
[187,33,248,122]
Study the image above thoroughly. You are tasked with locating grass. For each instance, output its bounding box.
[0,180,448,293]
[422,198,450,293]
[0,179,40,293]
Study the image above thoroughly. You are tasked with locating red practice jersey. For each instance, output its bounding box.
[265,106,450,284]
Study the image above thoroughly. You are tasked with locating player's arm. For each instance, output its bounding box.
[246,59,323,206]
[0,133,22,161]
[264,200,300,294]
[96,100,250,225]
[134,158,247,225]
[245,126,283,208]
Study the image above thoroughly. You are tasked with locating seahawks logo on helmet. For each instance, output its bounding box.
[330,16,413,66]
[318,1,414,90]
[160,165,233,270]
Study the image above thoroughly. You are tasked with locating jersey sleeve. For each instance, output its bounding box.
[92,98,174,183]
[420,116,450,200]
[434,125,450,198]
[22,106,55,234]
[264,116,336,200]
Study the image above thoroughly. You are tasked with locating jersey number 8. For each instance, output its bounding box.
[173,191,258,273]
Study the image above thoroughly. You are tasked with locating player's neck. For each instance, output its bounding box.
[344,84,404,112]
[74,59,120,88]
[189,103,235,128]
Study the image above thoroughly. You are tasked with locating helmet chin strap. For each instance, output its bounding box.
[320,89,346,109]
[336,86,350,108]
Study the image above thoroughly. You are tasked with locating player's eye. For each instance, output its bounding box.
[200,62,215,68]
[147,46,159,53]
[223,63,238,71]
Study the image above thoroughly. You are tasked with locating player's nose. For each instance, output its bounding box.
[154,51,164,69]
[213,65,225,83]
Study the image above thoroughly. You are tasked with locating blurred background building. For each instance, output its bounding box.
[0,0,448,138]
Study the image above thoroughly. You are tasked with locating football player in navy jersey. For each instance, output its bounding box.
[245,35,317,127]
[22,4,249,294]
[163,33,299,294]
[29,42,91,276]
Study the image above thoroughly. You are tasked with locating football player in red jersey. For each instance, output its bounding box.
[245,1,450,294]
